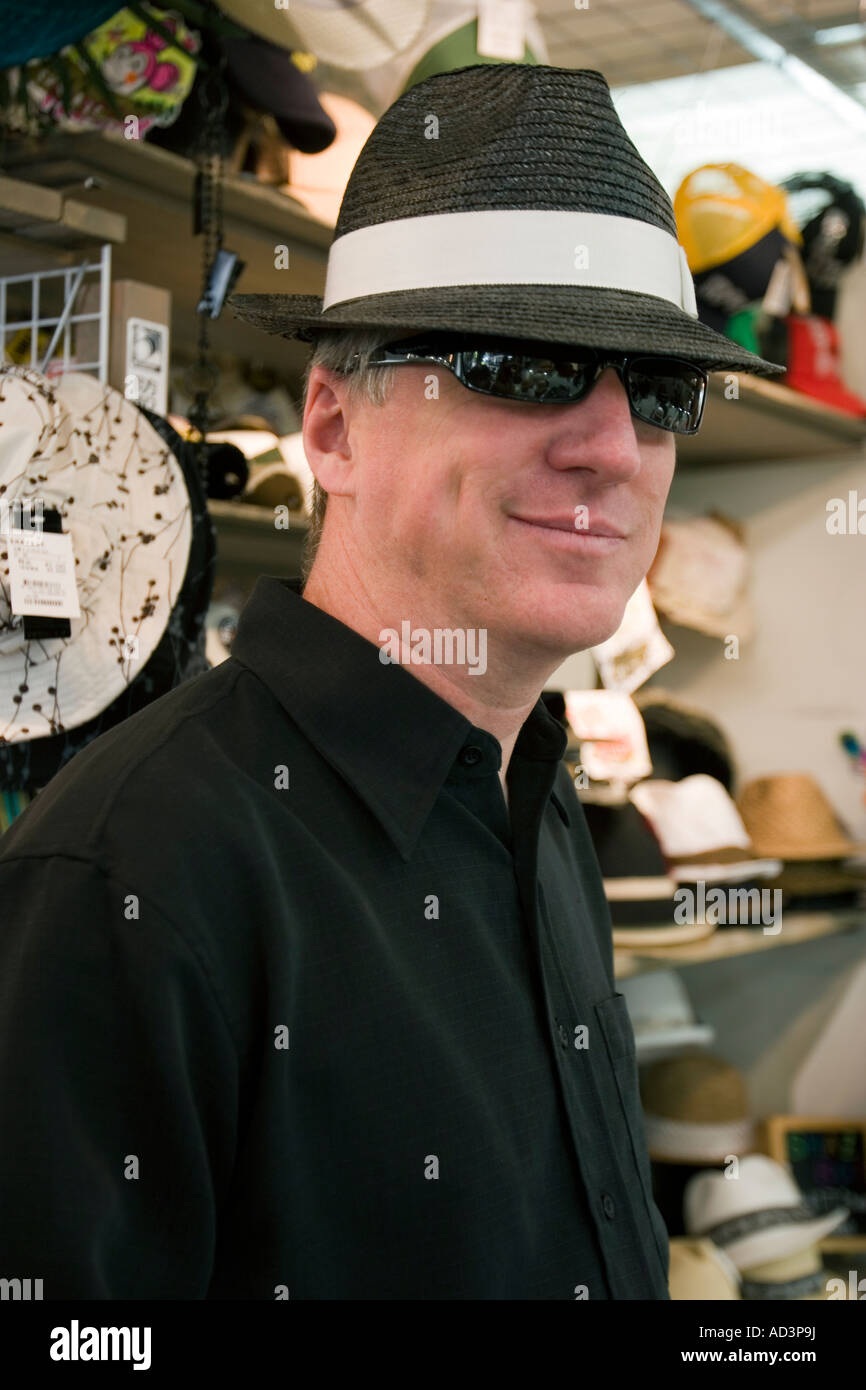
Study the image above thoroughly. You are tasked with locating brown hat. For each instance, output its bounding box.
[640,1051,754,1165]
[769,858,866,899]
[737,774,866,861]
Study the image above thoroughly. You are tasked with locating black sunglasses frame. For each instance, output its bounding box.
[349,336,708,436]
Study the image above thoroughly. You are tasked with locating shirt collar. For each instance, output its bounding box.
[230,577,568,859]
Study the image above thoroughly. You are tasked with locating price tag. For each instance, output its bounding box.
[477,0,527,60]
[7,527,81,619]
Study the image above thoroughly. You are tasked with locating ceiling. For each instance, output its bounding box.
[535,0,866,97]
[313,0,866,130]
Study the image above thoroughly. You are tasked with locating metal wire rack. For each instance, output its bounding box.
[0,242,111,380]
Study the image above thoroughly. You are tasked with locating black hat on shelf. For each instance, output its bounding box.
[147,27,336,161]
[781,172,866,320]
[581,800,715,946]
[635,689,735,791]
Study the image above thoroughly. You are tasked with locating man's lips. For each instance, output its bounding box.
[508,513,627,540]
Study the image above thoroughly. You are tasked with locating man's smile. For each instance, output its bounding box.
[507,513,628,553]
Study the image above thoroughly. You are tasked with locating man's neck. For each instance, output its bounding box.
[302,561,558,780]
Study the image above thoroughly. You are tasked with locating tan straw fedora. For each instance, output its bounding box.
[737,773,866,861]
[668,1237,742,1300]
[640,1051,754,1165]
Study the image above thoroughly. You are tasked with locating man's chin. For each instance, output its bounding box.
[512,590,631,656]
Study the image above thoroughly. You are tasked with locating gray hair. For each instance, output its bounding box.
[299,328,398,584]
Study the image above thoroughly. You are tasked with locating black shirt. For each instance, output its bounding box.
[0,576,670,1300]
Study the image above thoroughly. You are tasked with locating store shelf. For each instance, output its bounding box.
[0,172,127,249]
[821,1236,866,1255]
[0,131,331,376]
[614,908,864,978]
[209,499,308,578]
[677,372,866,466]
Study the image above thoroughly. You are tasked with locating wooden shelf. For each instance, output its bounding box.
[0,172,126,249]
[0,131,331,378]
[614,908,865,978]
[677,372,866,466]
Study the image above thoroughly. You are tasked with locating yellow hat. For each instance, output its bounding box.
[675,163,802,275]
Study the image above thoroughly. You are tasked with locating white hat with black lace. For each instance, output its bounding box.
[0,366,191,744]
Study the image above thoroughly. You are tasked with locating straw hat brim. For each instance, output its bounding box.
[772,859,866,895]
[612,919,718,949]
[228,285,785,376]
[725,1208,850,1270]
[217,0,430,70]
[756,838,866,861]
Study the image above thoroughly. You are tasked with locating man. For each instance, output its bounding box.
[0,64,779,1299]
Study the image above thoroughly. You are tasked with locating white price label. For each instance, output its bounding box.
[7,528,81,619]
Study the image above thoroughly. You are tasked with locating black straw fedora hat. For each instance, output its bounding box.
[229,63,784,375]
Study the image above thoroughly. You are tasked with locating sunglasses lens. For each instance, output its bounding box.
[460,349,596,404]
[626,357,706,434]
[385,340,706,434]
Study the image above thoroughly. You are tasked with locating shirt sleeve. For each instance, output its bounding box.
[0,853,238,1298]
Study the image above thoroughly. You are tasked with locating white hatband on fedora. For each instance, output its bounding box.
[323,210,699,317]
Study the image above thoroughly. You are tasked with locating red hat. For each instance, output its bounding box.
[784,314,866,416]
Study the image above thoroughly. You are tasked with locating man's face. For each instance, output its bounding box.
[310,355,677,659]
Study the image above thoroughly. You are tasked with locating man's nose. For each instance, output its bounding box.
[543,367,643,482]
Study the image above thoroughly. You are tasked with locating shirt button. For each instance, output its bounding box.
[459,745,483,766]
[557,1022,569,1049]
[601,1193,616,1221]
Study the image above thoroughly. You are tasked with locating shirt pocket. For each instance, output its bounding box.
[594,993,671,1286]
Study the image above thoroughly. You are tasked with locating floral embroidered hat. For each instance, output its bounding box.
[0,367,200,788]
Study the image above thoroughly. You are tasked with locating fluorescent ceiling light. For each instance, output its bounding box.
[813,23,866,47]
[682,0,866,133]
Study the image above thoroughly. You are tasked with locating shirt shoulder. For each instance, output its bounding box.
[0,656,315,923]
[0,658,305,1047]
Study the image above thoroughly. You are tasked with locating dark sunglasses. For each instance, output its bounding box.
[349,334,708,435]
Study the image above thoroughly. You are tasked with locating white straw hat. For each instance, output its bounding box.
[685,1154,849,1269]
[619,970,714,1062]
[0,367,191,742]
[629,774,782,883]
[216,0,430,70]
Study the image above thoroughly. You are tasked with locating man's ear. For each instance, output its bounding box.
[302,366,355,497]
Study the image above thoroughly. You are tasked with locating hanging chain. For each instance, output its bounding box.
[186,47,229,495]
